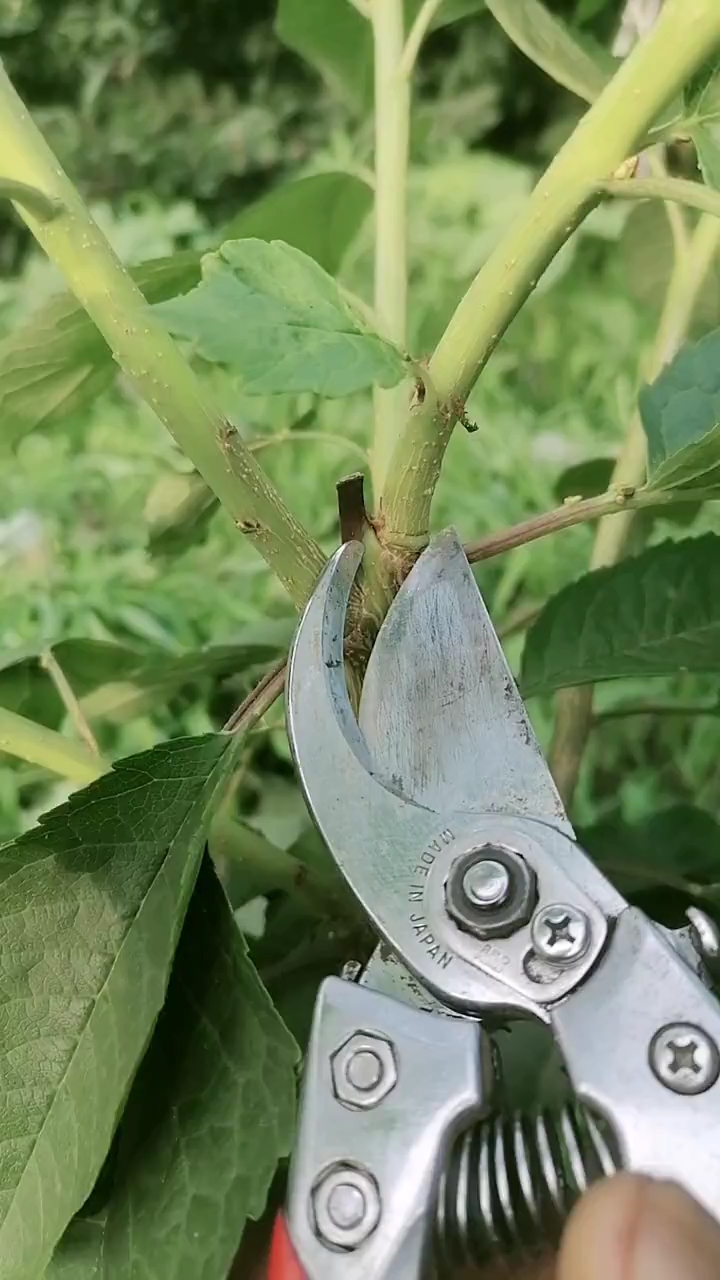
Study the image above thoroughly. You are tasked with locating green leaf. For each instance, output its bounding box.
[156,239,407,397]
[693,124,720,190]
[685,60,720,190]
[144,468,218,558]
[0,640,148,728]
[0,733,244,1278]
[640,329,720,491]
[276,0,485,110]
[484,0,615,103]
[581,806,720,907]
[46,857,298,1280]
[521,534,720,693]
[622,204,720,327]
[224,172,372,277]
[0,174,371,448]
[0,252,202,450]
[276,0,372,110]
[0,627,292,728]
[553,456,615,503]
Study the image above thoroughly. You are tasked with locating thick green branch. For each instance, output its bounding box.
[380,0,720,548]
[370,0,411,495]
[0,64,324,608]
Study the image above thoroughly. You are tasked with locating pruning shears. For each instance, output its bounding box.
[267,530,720,1280]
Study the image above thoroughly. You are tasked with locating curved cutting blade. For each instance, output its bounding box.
[286,542,454,948]
[359,529,572,832]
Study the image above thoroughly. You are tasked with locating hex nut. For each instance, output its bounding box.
[445,845,538,941]
[331,1031,398,1110]
[311,1164,381,1250]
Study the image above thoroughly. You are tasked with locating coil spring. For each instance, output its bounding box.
[435,1102,619,1271]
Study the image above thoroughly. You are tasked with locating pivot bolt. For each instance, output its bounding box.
[312,1164,381,1249]
[531,903,591,966]
[445,845,537,941]
[462,859,511,909]
[650,1023,720,1096]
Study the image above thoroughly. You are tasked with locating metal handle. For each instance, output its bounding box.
[285,977,489,1280]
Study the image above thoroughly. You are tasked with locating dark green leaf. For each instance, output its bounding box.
[0,626,292,728]
[0,252,202,449]
[553,456,615,503]
[275,0,484,109]
[694,124,720,190]
[156,239,407,397]
[144,469,219,557]
[622,204,720,329]
[46,858,298,1280]
[521,534,720,693]
[581,806,720,904]
[224,172,372,277]
[640,329,720,491]
[0,733,243,1277]
[275,0,372,110]
[685,60,720,190]
[484,0,615,103]
[0,640,144,727]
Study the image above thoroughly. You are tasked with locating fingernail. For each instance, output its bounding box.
[632,1179,720,1280]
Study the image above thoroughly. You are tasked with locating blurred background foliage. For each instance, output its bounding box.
[1,0,720,948]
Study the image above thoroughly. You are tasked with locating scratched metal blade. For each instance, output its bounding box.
[359,529,573,831]
[357,529,573,1006]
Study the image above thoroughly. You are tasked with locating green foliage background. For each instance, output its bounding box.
[4,0,720,1273]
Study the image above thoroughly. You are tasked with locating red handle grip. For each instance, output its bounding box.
[268,1214,307,1280]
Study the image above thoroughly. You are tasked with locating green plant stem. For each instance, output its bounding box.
[0,706,108,784]
[40,649,101,756]
[380,0,720,550]
[370,0,411,496]
[398,0,444,79]
[595,702,720,722]
[0,177,61,221]
[463,486,718,564]
[209,810,350,920]
[0,63,324,609]
[601,175,720,221]
[223,659,286,734]
[549,211,720,803]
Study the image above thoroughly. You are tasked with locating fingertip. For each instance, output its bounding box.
[558,1174,720,1280]
[558,1173,649,1280]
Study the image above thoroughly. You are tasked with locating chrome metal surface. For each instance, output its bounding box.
[331,1032,398,1111]
[312,1165,381,1249]
[436,1103,618,1270]
[358,530,572,829]
[687,908,720,981]
[286,977,489,1280]
[650,1023,720,1096]
[530,904,591,967]
[463,858,511,909]
[286,539,620,1018]
[553,908,720,1222]
[359,949,451,1017]
[286,529,720,1275]
[445,846,538,942]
